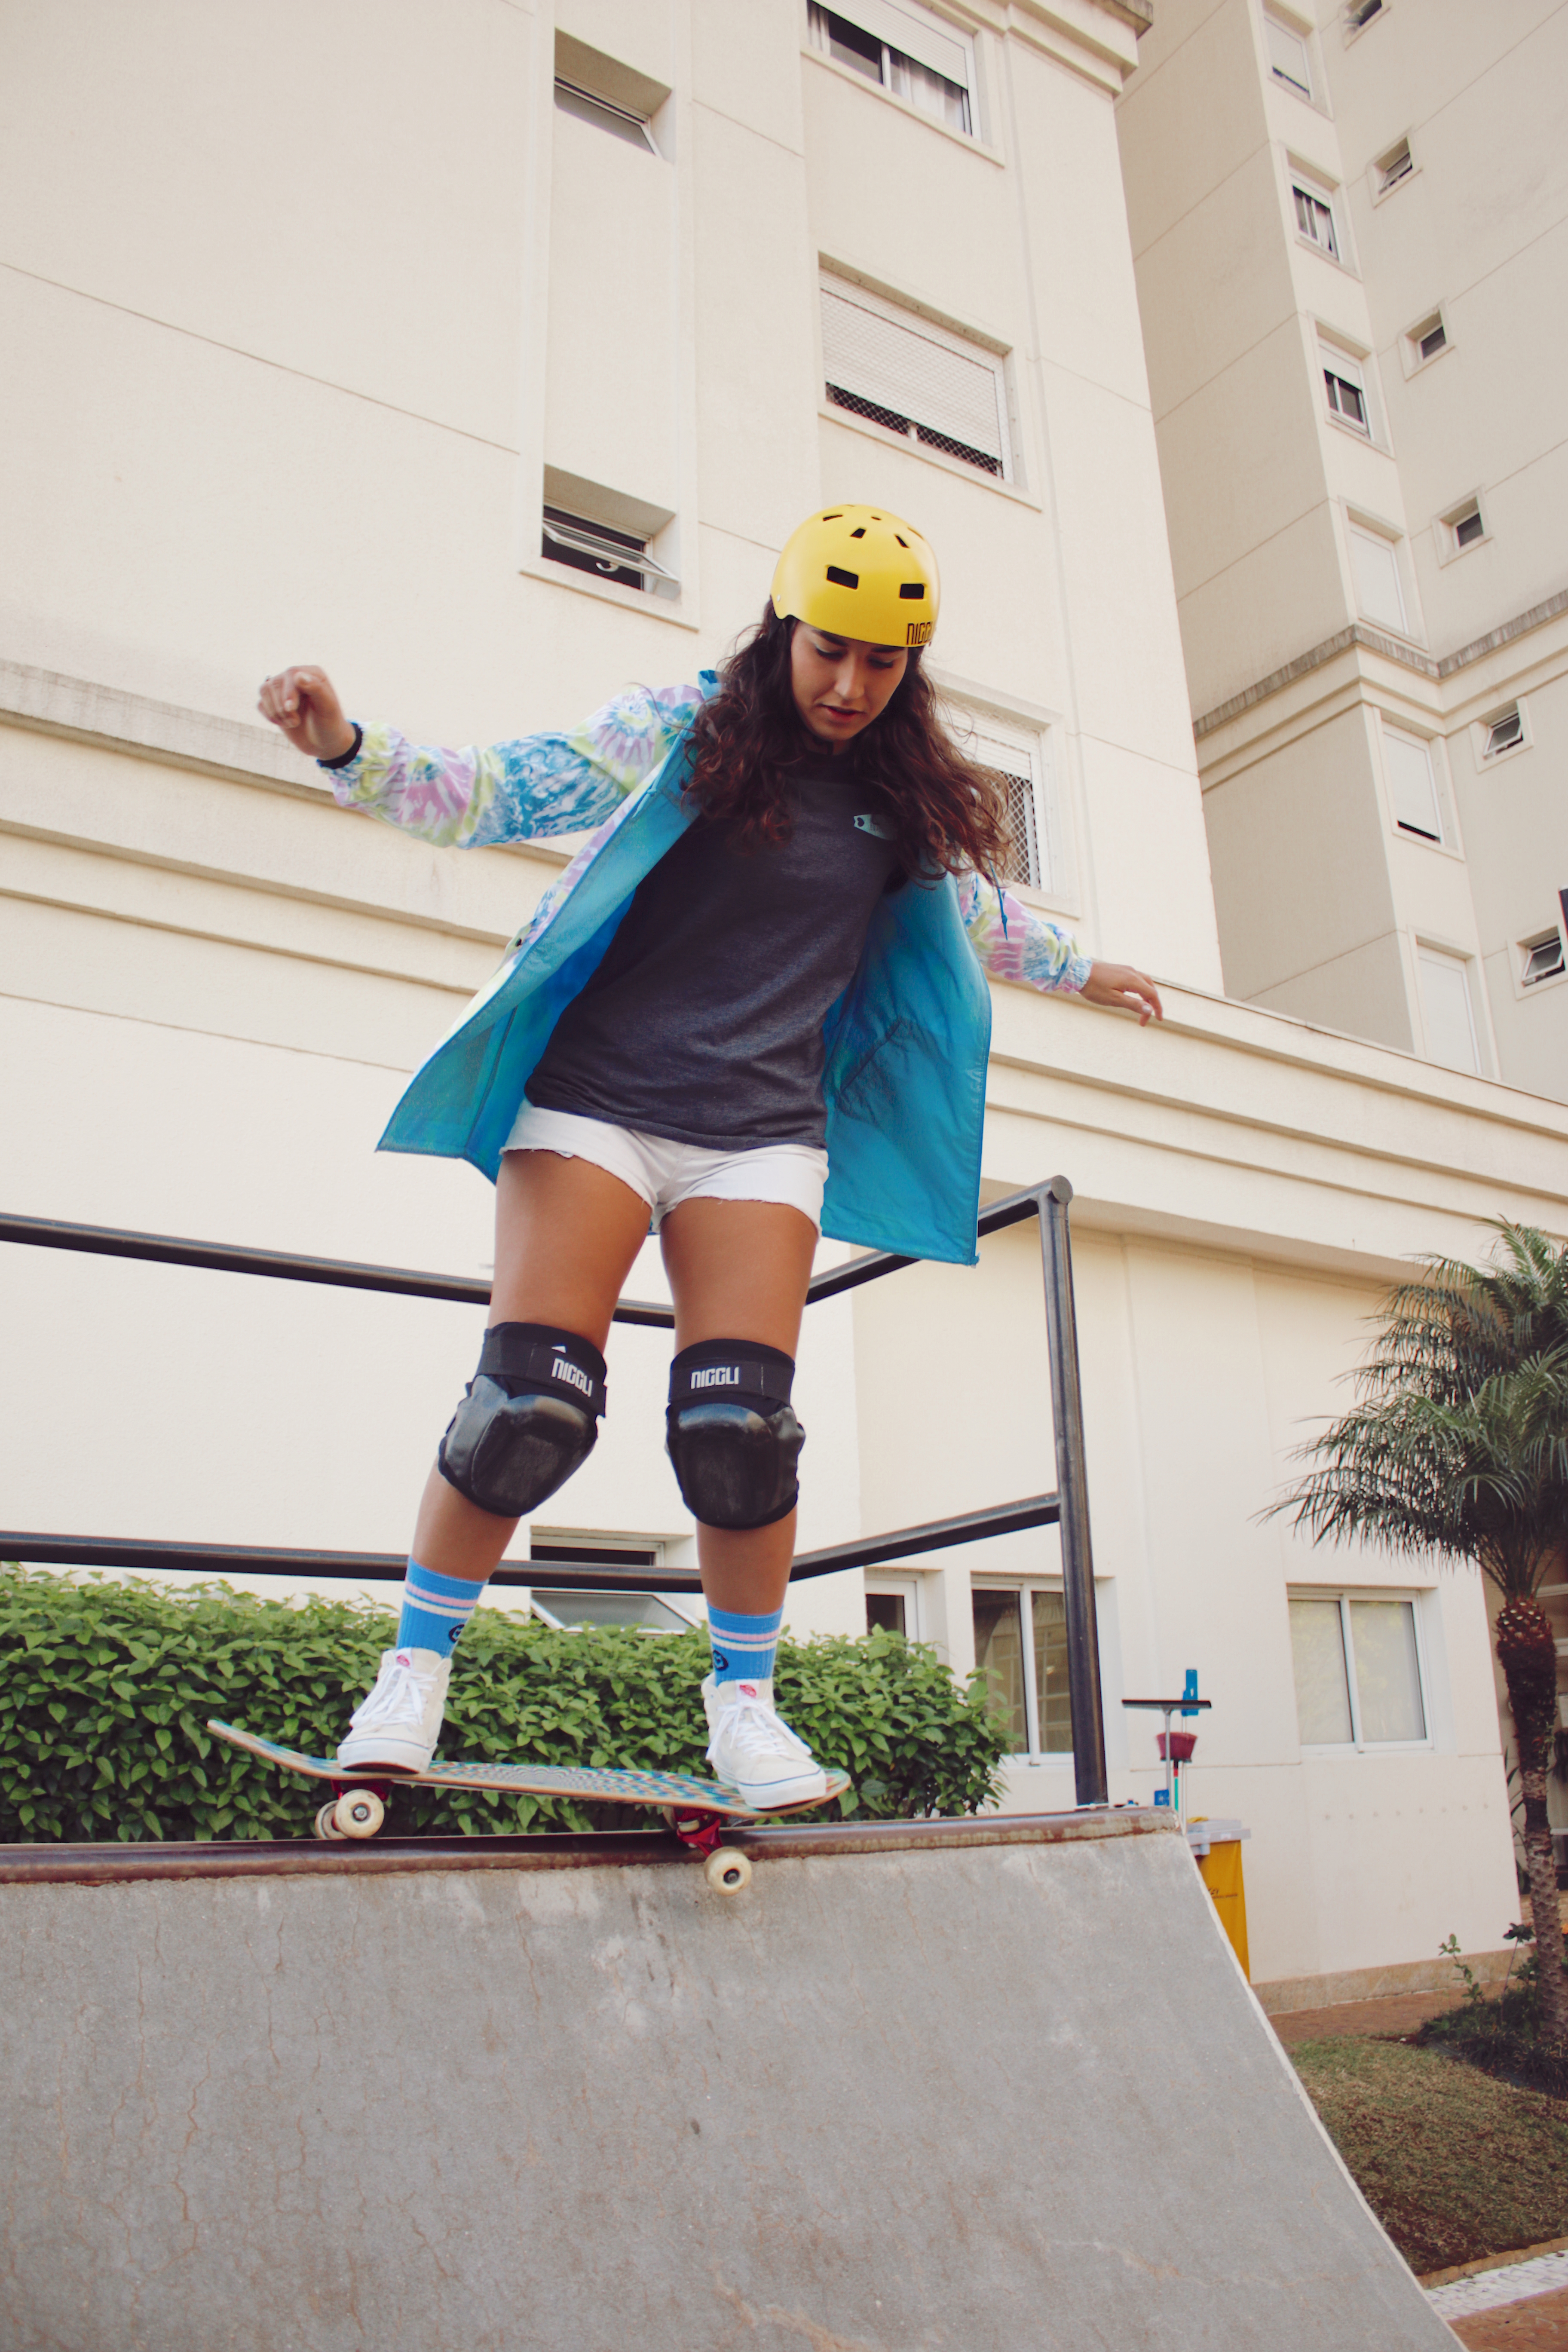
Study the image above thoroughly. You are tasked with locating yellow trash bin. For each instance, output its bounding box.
[1187,1819,1250,1978]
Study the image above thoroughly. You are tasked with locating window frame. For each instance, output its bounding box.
[1346,518,1411,637]
[865,1573,924,1641]
[818,272,1016,485]
[1319,339,1372,438]
[1372,135,1415,199]
[1289,1590,1433,1754]
[1264,7,1317,98]
[1437,496,1488,564]
[805,0,979,142]
[553,76,660,154]
[1415,942,1483,1074]
[1292,175,1344,263]
[1402,309,1449,376]
[1344,0,1386,37]
[1519,928,1567,991]
[971,1579,1074,1764]
[1477,701,1528,763]
[1379,719,1445,845]
[526,1531,704,1632]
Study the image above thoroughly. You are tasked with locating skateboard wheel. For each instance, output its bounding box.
[704,1848,752,1897]
[314,1801,346,1841]
[333,1788,386,1840]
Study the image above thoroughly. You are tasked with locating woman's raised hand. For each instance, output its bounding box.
[1081,962,1164,1027]
[257,666,357,763]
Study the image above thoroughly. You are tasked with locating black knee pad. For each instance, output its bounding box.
[666,1340,804,1531]
[438,1323,606,1520]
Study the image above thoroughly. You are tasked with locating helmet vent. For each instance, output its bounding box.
[899,582,925,600]
[826,565,860,589]
[821,511,843,521]
[894,534,908,547]
[849,527,866,539]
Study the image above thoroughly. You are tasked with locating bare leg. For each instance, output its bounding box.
[658,1197,818,1617]
[408,1151,652,1582]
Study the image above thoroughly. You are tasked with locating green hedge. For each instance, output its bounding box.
[0,1567,1008,1842]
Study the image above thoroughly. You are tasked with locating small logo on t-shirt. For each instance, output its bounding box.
[853,813,892,839]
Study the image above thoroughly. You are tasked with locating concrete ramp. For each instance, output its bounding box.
[0,1813,1450,2351]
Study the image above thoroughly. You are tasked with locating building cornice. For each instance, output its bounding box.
[1193,585,1568,741]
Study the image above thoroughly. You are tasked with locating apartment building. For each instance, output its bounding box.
[3,0,1559,1991]
[1117,0,1568,1099]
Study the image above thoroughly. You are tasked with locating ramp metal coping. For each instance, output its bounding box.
[1,1175,1109,1804]
[0,1806,1172,1886]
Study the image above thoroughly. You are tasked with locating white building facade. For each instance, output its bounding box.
[2,0,1556,1993]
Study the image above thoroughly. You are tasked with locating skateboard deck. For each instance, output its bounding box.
[206,1718,850,1892]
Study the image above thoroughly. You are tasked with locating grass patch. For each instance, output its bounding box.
[1292,2034,1568,2274]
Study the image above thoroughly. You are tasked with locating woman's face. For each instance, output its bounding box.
[790,625,908,752]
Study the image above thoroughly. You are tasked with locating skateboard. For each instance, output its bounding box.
[206,1719,850,1895]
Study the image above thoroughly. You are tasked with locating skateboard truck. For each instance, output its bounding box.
[667,1807,752,1896]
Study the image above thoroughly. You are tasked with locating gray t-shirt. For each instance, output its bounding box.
[525,766,903,1150]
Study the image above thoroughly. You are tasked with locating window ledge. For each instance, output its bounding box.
[1294,234,1362,281]
[1404,335,1452,379]
[1324,411,1381,451]
[1391,825,1466,866]
[1372,160,1421,205]
[817,402,1041,508]
[1514,964,1568,1002]
[1436,529,1492,569]
[516,552,700,631]
[802,46,1003,165]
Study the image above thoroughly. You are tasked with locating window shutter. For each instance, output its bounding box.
[821,285,1009,476]
[1418,949,1479,1072]
[821,0,969,88]
[970,723,1044,888]
[1349,528,1406,632]
[1384,729,1440,839]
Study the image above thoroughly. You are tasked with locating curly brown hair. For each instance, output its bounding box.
[683,603,1009,878]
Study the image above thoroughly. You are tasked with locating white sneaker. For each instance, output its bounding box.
[701,1672,830,1809]
[336,1647,452,1773]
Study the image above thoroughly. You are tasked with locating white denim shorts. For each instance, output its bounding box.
[501,1102,829,1231]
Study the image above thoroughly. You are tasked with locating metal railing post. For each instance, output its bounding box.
[1036,1177,1109,1807]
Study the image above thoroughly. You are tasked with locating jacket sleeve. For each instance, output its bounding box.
[323,678,712,848]
[957,873,1093,995]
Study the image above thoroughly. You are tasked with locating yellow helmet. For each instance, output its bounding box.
[771,504,939,650]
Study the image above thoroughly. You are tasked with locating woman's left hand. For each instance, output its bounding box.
[1080,962,1163,1026]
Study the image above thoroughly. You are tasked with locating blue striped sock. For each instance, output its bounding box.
[707,1603,783,1687]
[397,1559,484,1656]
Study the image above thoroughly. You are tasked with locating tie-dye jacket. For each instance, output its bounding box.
[327,675,1090,1266]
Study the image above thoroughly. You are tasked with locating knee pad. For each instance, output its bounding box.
[666,1339,804,1531]
[438,1323,606,1519]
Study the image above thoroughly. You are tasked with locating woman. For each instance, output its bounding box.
[258,505,1161,1808]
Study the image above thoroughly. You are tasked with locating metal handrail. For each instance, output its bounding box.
[1,1176,1108,1803]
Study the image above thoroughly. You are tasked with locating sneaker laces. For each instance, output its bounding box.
[351,1659,436,1732]
[710,1693,815,1767]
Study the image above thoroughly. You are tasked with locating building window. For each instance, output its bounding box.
[1482,704,1525,759]
[1375,137,1414,193]
[527,1534,701,1631]
[1406,310,1447,369]
[1265,12,1314,95]
[806,1,974,136]
[1346,0,1384,28]
[1443,499,1486,555]
[973,1585,1072,1758]
[963,719,1051,889]
[1323,350,1369,433]
[820,277,1012,480]
[540,505,677,595]
[1417,946,1481,1072]
[865,1574,922,1638]
[1521,930,1566,987]
[1348,524,1408,633]
[1383,726,1442,842]
[1294,182,1340,259]
[554,77,658,152]
[1289,1595,1428,1748]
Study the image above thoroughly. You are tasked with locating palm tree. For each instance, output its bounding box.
[1271,1223,1568,2046]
